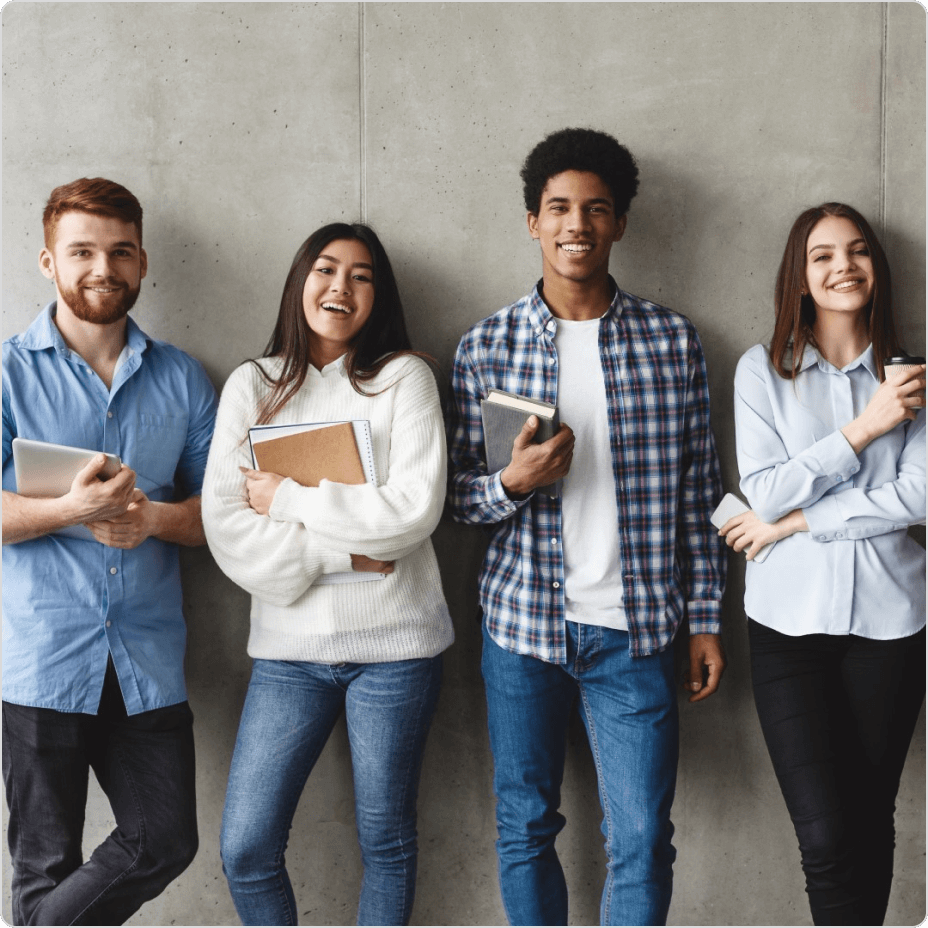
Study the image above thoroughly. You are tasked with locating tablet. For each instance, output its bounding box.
[12,438,121,497]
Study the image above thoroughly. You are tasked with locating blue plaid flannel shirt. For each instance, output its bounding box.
[447,281,726,661]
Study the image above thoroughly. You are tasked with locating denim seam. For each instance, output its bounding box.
[577,682,615,925]
[70,739,146,925]
[2,711,25,926]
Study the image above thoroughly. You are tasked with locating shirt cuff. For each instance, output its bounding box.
[268,477,308,523]
[318,549,353,574]
[803,495,848,542]
[484,470,528,519]
[687,600,722,636]
[816,430,861,482]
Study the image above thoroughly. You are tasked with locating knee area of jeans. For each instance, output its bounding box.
[137,825,198,885]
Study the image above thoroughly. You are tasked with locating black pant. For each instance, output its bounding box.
[749,620,925,927]
[2,660,198,926]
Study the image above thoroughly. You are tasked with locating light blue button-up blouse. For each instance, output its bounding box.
[734,343,925,639]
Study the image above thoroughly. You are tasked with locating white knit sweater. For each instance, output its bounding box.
[202,354,454,663]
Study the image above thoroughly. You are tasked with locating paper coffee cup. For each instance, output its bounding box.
[884,355,926,408]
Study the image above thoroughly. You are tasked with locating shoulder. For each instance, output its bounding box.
[456,293,534,357]
[735,343,773,379]
[616,290,698,340]
[370,353,440,398]
[142,337,213,388]
[220,357,280,401]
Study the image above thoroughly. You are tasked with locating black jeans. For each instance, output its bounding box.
[749,620,925,927]
[2,660,198,926]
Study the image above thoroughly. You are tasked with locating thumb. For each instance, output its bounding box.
[74,453,108,485]
[513,415,539,449]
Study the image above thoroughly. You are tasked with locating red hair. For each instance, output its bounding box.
[43,177,143,248]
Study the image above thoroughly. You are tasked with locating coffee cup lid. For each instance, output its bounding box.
[883,356,925,365]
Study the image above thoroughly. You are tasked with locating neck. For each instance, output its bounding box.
[53,300,128,389]
[540,272,614,321]
[812,310,870,369]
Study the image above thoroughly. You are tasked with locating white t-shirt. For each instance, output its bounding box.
[554,316,627,630]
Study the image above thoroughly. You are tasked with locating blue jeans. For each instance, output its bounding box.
[482,622,678,926]
[1,659,198,926]
[220,656,442,926]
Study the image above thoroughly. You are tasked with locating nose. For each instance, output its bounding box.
[91,252,116,279]
[330,270,351,294]
[567,205,591,233]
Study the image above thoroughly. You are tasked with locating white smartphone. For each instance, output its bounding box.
[710,492,776,564]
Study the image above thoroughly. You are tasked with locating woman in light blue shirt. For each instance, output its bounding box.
[721,202,925,926]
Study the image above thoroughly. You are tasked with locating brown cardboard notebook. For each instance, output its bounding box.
[251,422,365,486]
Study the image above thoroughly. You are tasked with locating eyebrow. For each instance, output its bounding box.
[544,196,613,207]
[64,240,138,250]
[808,238,866,254]
[317,253,373,270]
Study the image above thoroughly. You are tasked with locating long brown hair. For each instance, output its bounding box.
[770,202,900,380]
[253,223,420,424]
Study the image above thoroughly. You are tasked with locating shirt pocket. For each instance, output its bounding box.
[132,413,188,495]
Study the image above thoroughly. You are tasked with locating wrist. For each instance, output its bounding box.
[500,466,531,500]
[841,419,871,455]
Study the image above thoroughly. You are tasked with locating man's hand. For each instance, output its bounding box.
[65,455,136,523]
[350,554,395,574]
[500,417,574,498]
[684,633,726,703]
[86,488,163,549]
[239,466,285,516]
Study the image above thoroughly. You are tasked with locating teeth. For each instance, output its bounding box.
[561,243,593,253]
[832,280,860,291]
[322,302,350,313]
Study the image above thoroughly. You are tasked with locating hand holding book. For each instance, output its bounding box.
[500,415,575,500]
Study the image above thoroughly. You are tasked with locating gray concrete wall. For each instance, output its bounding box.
[2,3,924,925]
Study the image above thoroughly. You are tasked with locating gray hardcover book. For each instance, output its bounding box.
[480,389,560,498]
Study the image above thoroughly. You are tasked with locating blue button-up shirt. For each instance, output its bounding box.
[734,343,925,638]
[2,304,218,714]
[447,282,726,661]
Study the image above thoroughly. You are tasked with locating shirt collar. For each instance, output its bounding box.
[308,353,350,379]
[527,277,623,337]
[800,343,877,377]
[18,302,151,356]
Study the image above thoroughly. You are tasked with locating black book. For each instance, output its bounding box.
[480,389,561,498]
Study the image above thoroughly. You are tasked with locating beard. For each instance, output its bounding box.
[58,278,141,325]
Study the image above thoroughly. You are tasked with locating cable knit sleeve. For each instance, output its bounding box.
[202,363,353,605]
[268,357,446,557]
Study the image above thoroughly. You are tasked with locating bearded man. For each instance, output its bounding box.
[2,177,217,925]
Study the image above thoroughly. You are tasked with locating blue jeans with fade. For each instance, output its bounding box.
[220,655,442,926]
[482,621,678,927]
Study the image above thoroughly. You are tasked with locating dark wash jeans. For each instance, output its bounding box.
[2,660,198,926]
[748,620,925,927]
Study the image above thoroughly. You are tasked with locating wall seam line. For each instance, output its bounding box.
[879,2,888,233]
[359,1,367,223]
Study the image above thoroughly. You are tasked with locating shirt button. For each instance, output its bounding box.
[105,621,112,628]
[548,357,555,365]
[107,411,114,419]
[109,567,118,575]
[835,533,844,539]
[550,537,558,545]
[553,581,561,589]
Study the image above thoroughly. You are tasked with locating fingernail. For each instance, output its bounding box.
[691,682,701,691]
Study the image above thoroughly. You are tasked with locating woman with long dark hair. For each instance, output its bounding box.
[202,223,453,925]
[721,203,925,925]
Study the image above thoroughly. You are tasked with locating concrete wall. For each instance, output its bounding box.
[2,3,924,925]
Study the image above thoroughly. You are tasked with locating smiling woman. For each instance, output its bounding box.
[723,202,926,926]
[201,221,453,927]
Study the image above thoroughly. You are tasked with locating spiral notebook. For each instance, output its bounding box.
[247,420,382,584]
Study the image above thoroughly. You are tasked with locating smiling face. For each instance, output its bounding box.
[39,211,147,326]
[302,238,375,368]
[527,169,626,291]
[804,215,874,322]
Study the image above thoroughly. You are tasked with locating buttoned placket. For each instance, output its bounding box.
[825,364,856,632]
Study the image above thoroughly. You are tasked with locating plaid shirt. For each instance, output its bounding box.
[447,281,726,661]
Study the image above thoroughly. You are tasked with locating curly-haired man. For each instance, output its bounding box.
[448,128,727,926]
